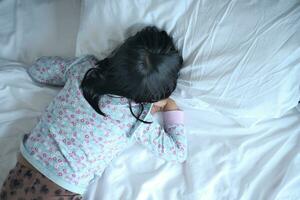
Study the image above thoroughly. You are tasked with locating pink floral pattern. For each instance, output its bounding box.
[22,55,187,194]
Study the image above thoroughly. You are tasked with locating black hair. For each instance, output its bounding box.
[80,26,183,123]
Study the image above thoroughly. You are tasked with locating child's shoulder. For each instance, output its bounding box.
[66,55,99,80]
[72,54,98,70]
[99,95,152,118]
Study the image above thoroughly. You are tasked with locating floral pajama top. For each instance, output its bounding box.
[21,55,187,194]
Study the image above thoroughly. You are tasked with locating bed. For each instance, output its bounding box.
[1,0,300,200]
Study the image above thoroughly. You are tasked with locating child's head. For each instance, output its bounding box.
[81,26,183,121]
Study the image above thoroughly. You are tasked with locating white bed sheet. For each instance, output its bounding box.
[0,60,299,200]
[76,0,300,127]
[0,0,81,64]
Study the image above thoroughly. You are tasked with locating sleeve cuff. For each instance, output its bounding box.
[163,110,184,125]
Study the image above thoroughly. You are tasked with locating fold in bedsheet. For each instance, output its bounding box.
[0,0,81,64]
[77,0,300,127]
[1,61,299,200]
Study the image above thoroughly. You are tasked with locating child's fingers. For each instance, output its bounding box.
[151,105,162,114]
[153,99,168,108]
[163,98,178,111]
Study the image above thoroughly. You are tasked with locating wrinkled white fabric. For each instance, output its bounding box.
[0,0,81,64]
[76,0,300,127]
[1,0,300,199]
[0,61,299,200]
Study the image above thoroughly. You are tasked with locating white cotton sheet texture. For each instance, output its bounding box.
[0,59,60,182]
[76,0,300,127]
[0,60,299,200]
[0,0,81,64]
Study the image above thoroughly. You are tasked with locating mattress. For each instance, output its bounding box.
[0,60,299,200]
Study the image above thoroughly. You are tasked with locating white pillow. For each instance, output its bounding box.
[76,0,300,127]
[0,0,81,64]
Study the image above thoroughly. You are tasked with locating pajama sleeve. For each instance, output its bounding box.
[133,110,187,163]
[27,56,77,86]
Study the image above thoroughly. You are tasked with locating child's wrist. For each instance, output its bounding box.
[163,110,184,124]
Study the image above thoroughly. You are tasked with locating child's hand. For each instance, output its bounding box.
[151,100,166,114]
[163,98,179,111]
[151,98,179,114]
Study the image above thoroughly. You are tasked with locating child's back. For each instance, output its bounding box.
[1,26,187,199]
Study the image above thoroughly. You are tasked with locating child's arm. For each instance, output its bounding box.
[27,56,77,86]
[133,99,187,163]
